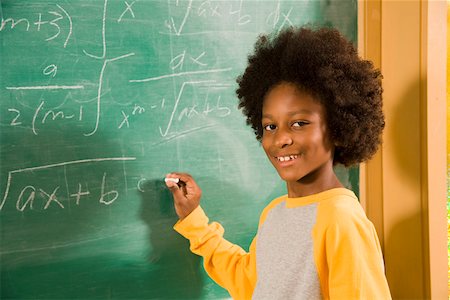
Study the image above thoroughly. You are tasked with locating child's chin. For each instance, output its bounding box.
[278,172,302,183]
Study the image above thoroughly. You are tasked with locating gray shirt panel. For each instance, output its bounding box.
[252,201,322,300]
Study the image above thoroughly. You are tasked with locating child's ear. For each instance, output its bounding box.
[332,140,343,150]
[331,136,342,147]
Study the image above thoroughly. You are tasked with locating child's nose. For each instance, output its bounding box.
[274,128,293,148]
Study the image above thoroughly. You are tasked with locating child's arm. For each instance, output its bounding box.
[327,221,390,299]
[314,202,392,299]
[165,173,257,299]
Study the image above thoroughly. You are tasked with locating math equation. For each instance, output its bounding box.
[0,0,307,214]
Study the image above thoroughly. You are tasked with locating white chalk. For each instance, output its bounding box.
[164,177,180,184]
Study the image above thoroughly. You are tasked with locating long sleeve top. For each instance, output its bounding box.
[174,188,391,300]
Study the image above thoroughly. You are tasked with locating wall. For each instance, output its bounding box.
[358,1,447,299]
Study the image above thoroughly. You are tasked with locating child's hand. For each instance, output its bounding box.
[165,173,202,220]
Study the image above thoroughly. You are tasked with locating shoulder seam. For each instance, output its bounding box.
[258,195,287,227]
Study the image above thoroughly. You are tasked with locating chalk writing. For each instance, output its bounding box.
[8,109,22,126]
[23,100,85,135]
[229,0,251,25]
[14,172,119,212]
[0,4,72,48]
[177,94,231,121]
[82,0,135,136]
[118,104,145,129]
[198,1,222,18]
[0,0,310,216]
[0,17,30,31]
[129,68,231,83]
[0,157,136,212]
[6,85,84,90]
[5,0,137,136]
[118,1,137,23]
[161,0,254,35]
[159,80,213,137]
[165,0,193,35]
[4,0,241,139]
[43,64,58,77]
[70,183,90,205]
[170,50,208,70]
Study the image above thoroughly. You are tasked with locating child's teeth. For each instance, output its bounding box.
[277,155,299,162]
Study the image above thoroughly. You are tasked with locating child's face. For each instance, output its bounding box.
[261,82,335,187]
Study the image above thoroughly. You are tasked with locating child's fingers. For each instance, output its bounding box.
[165,180,179,190]
[166,172,193,185]
[169,185,186,203]
[165,172,201,201]
[165,173,189,198]
[164,172,201,220]
[166,172,199,191]
[176,174,202,199]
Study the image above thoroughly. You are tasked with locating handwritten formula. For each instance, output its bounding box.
[0,0,324,215]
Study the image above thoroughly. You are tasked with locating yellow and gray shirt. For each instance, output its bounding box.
[174,188,391,300]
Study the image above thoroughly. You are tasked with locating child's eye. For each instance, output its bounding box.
[263,124,277,131]
[292,121,308,128]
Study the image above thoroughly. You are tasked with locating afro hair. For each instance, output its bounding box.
[236,26,384,167]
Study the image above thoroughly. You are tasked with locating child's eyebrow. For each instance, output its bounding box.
[262,109,314,119]
[287,109,314,116]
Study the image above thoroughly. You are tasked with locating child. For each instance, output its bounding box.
[165,26,391,299]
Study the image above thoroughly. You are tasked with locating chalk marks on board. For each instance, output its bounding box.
[170,51,208,70]
[166,0,193,36]
[129,68,232,83]
[4,0,137,137]
[5,85,84,90]
[3,0,237,139]
[2,0,298,139]
[84,52,135,137]
[266,1,294,32]
[1,0,303,216]
[6,82,232,137]
[43,64,58,77]
[81,0,136,136]
[118,104,146,130]
[159,0,293,36]
[8,99,85,135]
[229,0,251,26]
[0,3,72,48]
[117,1,137,23]
[155,80,229,137]
[163,0,252,34]
[0,157,136,212]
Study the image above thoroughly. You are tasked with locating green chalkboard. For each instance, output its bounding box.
[0,0,357,298]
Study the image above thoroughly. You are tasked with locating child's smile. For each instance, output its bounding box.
[261,82,340,196]
[276,154,299,162]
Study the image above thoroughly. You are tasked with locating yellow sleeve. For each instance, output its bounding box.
[314,203,391,300]
[174,206,257,300]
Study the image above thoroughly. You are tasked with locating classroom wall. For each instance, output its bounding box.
[447,1,450,295]
[358,1,447,299]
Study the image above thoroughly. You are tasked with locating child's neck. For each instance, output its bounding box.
[286,170,343,198]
